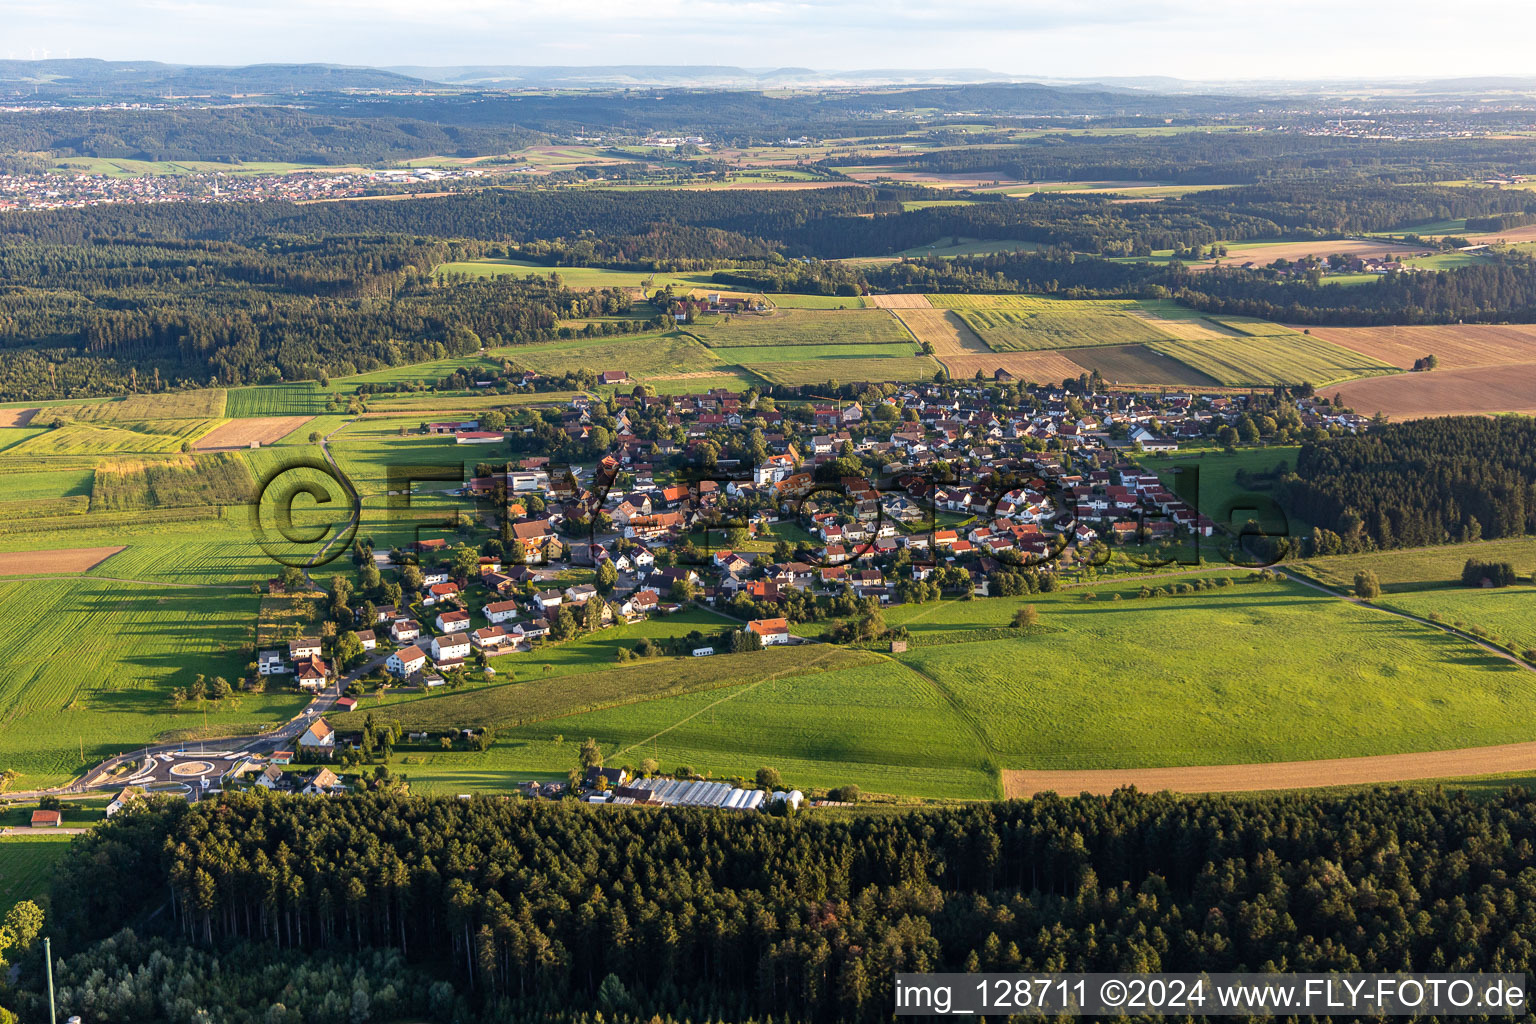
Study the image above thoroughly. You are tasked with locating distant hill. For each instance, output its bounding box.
[384,65,1022,89]
[0,59,438,99]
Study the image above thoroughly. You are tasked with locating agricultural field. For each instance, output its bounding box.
[0,546,125,576]
[893,576,1536,771]
[90,453,255,512]
[1333,363,1536,419]
[765,293,868,309]
[747,355,943,386]
[0,427,51,453]
[224,384,332,417]
[55,390,227,422]
[9,419,221,456]
[1150,330,1400,387]
[0,834,75,904]
[934,295,1180,351]
[1064,344,1221,387]
[1303,323,1536,371]
[494,332,722,378]
[686,308,911,348]
[709,342,920,365]
[193,416,315,450]
[436,260,729,293]
[1300,537,1536,592]
[0,578,307,787]
[895,307,1089,381]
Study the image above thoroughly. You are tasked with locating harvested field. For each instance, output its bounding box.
[0,408,37,427]
[892,308,989,356]
[1465,223,1536,245]
[193,416,314,450]
[1130,308,1246,341]
[0,546,125,576]
[1208,238,1424,267]
[1004,739,1536,797]
[943,350,1090,383]
[866,293,932,309]
[1333,363,1536,419]
[1065,344,1222,387]
[1304,323,1536,371]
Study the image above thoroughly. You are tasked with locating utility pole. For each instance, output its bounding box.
[45,936,57,1023]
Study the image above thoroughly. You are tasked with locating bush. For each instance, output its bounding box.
[1354,570,1381,599]
[827,784,860,803]
[1012,604,1039,628]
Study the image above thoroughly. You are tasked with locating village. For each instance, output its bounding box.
[200,375,1370,809]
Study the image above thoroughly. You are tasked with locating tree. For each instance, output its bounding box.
[595,560,618,595]
[1013,604,1040,628]
[578,737,603,769]
[1354,570,1381,599]
[450,543,481,580]
[755,766,783,790]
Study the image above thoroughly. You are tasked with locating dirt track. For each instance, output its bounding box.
[1004,741,1536,797]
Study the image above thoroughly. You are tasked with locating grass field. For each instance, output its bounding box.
[0,834,75,904]
[711,342,921,365]
[890,576,1536,770]
[437,260,730,293]
[766,294,868,309]
[0,578,307,787]
[1138,446,1304,532]
[687,309,910,348]
[934,296,1179,352]
[494,333,722,378]
[1151,331,1400,387]
[1301,538,1536,592]
[57,390,226,422]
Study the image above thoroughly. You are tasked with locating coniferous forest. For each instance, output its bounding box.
[1282,417,1536,550]
[6,789,1536,1023]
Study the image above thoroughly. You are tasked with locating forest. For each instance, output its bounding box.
[1281,417,1536,550]
[10,787,1536,1023]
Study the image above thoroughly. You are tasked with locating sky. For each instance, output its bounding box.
[5,0,1536,81]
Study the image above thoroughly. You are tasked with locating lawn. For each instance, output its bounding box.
[1138,446,1304,532]
[0,834,75,904]
[934,296,1178,351]
[686,308,910,348]
[0,578,308,787]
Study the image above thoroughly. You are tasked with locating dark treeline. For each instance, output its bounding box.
[0,107,544,165]
[1282,417,1536,551]
[26,788,1536,1024]
[5,182,1523,259]
[0,236,657,398]
[894,132,1536,185]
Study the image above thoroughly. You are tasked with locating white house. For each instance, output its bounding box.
[484,599,520,624]
[436,609,470,633]
[390,618,421,643]
[745,617,791,646]
[355,629,377,651]
[106,786,144,817]
[386,645,428,678]
[257,650,288,676]
[298,717,335,752]
[472,625,510,650]
[431,632,471,663]
[288,637,321,660]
